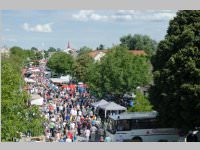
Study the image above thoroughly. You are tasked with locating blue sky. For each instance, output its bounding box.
[1,10,177,50]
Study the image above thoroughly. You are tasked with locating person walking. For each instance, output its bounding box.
[84,128,90,142]
[90,125,97,142]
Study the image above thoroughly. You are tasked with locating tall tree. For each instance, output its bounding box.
[72,53,94,82]
[86,45,152,100]
[149,10,200,131]
[31,47,38,51]
[96,44,105,50]
[47,52,74,75]
[48,47,57,52]
[120,34,157,56]
[1,55,44,141]
[78,46,92,56]
[128,91,153,112]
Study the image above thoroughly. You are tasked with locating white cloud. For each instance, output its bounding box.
[72,10,177,22]
[111,15,133,21]
[72,10,95,21]
[22,23,53,32]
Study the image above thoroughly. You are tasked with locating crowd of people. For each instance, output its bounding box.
[25,64,112,142]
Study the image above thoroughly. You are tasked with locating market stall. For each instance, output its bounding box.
[30,94,44,106]
[99,102,127,118]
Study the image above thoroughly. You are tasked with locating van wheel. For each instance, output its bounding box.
[132,137,143,142]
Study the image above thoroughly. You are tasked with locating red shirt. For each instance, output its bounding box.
[68,132,73,140]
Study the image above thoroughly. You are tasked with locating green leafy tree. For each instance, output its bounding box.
[35,51,43,60]
[47,52,74,75]
[86,62,103,97]
[96,44,105,50]
[44,51,49,59]
[31,47,38,51]
[47,47,57,52]
[57,48,61,51]
[120,34,157,56]
[78,46,92,56]
[1,55,44,141]
[72,53,94,82]
[86,45,152,100]
[128,91,153,112]
[149,10,200,131]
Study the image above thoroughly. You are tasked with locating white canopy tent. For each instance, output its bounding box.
[99,102,127,118]
[60,75,72,83]
[24,78,36,83]
[50,76,71,84]
[50,78,63,84]
[29,68,40,72]
[91,99,109,108]
[30,94,43,106]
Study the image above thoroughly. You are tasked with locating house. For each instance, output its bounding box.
[88,50,147,62]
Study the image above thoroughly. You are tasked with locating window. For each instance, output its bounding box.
[134,118,158,129]
[117,120,131,131]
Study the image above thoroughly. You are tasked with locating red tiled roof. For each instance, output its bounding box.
[88,50,109,58]
[88,50,146,58]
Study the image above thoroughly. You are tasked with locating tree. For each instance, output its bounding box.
[96,44,105,50]
[44,51,49,59]
[78,46,92,56]
[120,34,157,56]
[31,47,38,51]
[35,51,43,60]
[57,48,61,51]
[128,91,153,112]
[47,47,57,52]
[72,53,94,82]
[149,10,200,131]
[1,55,44,141]
[47,52,74,75]
[86,45,152,100]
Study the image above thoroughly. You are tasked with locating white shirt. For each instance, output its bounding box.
[78,111,82,116]
[45,114,49,119]
[70,109,75,115]
[85,129,90,137]
[51,117,56,122]
[70,122,75,130]
[52,104,56,110]
[59,105,63,111]
[63,122,66,127]
[73,110,77,116]
[66,138,72,143]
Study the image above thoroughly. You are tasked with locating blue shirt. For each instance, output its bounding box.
[66,115,70,120]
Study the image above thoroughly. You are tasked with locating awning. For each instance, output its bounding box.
[30,94,43,106]
[99,102,127,111]
[91,99,109,107]
[24,78,36,83]
[62,85,69,89]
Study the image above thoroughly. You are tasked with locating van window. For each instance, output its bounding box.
[131,118,158,129]
[117,120,131,131]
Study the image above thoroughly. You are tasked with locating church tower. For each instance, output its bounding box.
[67,41,70,49]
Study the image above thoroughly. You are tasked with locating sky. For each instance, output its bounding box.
[0,10,177,50]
